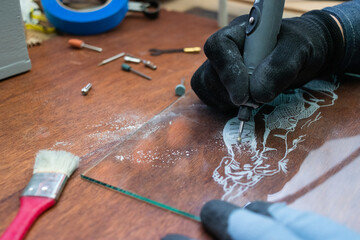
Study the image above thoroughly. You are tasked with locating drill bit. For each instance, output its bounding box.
[125,54,157,70]
[236,106,251,144]
[68,39,102,52]
[142,60,157,70]
[124,55,141,63]
[98,52,125,66]
[175,77,186,96]
[121,63,151,80]
[237,120,245,143]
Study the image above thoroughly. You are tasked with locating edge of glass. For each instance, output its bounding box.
[80,174,201,222]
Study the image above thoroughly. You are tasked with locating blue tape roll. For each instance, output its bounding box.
[41,0,128,35]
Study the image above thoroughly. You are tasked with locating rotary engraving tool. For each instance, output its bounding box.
[237,0,285,143]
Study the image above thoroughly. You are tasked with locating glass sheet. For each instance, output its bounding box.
[82,78,360,221]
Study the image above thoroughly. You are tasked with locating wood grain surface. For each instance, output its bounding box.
[0,10,219,240]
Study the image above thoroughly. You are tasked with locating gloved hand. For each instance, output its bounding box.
[191,10,344,113]
[199,200,360,240]
[162,200,360,240]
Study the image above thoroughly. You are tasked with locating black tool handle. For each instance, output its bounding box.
[238,0,285,121]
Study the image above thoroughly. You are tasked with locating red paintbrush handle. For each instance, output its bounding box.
[0,196,56,240]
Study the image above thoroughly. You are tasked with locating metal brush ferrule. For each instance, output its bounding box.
[22,173,68,200]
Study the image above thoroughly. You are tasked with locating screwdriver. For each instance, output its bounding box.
[237,0,285,143]
[149,47,201,56]
[68,39,102,52]
[121,63,152,80]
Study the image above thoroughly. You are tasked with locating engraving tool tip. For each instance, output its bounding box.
[237,120,245,145]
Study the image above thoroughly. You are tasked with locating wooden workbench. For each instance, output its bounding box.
[0,10,218,240]
[1,9,360,240]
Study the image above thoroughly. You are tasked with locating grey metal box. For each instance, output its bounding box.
[0,0,31,80]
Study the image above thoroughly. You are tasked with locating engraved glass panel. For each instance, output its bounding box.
[82,78,360,223]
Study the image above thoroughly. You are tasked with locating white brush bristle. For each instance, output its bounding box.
[33,150,80,177]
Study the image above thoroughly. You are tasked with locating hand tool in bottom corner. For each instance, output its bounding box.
[122,63,152,80]
[237,0,285,144]
[149,47,201,56]
[68,38,102,52]
[0,150,79,240]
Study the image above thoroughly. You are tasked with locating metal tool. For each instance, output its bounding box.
[125,54,157,70]
[149,47,201,56]
[98,52,125,66]
[124,55,141,63]
[175,78,186,96]
[81,83,92,96]
[68,39,102,52]
[237,0,285,143]
[142,60,157,70]
[122,63,151,80]
[128,1,160,19]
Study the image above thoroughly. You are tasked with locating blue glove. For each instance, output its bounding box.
[162,200,360,240]
[200,200,360,240]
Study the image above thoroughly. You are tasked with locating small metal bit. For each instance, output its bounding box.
[142,60,157,70]
[125,54,157,70]
[124,55,141,63]
[81,83,92,96]
[175,77,186,96]
[98,52,125,66]
[68,39,102,52]
[81,43,102,52]
[121,63,151,80]
[237,120,245,144]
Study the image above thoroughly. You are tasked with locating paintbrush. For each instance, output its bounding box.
[0,150,79,240]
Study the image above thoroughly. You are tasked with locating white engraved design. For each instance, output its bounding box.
[215,79,339,201]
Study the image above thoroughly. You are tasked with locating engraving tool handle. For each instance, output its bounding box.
[237,0,285,122]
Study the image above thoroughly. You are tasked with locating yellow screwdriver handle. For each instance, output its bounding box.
[183,47,201,53]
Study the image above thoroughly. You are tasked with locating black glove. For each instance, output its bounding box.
[191,10,344,113]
